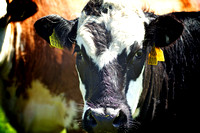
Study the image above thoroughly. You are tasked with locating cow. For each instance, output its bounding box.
[34,0,200,132]
[0,0,85,133]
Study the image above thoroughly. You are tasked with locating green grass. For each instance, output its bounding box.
[0,107,17,133]
[60,129,67,133]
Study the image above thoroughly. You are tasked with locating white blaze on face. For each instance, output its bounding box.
[75,65,88,118]
[76,0,148,69]
[75,66,86,101]
[0,0,7,19]
[126,67,144,118]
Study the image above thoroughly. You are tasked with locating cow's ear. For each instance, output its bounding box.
[7,0,38,22]
[145,15,184,47]
[34,15,78,50]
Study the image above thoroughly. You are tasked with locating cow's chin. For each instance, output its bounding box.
[81,104,134,133]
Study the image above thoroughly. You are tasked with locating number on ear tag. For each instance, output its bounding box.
[148,45,165,65]
[148,46,158,65]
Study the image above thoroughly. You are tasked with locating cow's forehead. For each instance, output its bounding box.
[76,0,148,69]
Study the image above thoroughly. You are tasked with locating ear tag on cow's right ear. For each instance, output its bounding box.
[148,44,165,65]
[148,45,158,65]
[49,30,63,49]
[155,47,165,62]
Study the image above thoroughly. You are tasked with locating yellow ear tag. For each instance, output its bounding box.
[148,45,165,65]
[49,30,63,49]
[155,47,165,62]
[148,45,158,65]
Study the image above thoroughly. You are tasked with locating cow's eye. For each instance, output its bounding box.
[74,45,83,60]
[74,45,80,53]
[135,49,143,59]
[77,51,83,60]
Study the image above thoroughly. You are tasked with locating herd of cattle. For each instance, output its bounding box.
[0,0,200,133]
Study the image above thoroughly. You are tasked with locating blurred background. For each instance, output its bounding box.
[0,0,200,133]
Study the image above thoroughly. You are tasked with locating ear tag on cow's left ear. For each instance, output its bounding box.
[49,30,63,49]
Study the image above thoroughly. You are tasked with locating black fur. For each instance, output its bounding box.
[76,46,134,132]
[34,15,78,49]
[83,0,103,16]
[85,22,112,56]
[144,14,184,47]
[0,0,38,27]
[138,12,200,132]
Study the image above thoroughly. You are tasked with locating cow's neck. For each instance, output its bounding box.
[138,58,168,122]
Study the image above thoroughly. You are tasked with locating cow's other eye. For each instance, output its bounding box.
[76,51,83,60]
[74,45,83,60]
[135,49,143,59]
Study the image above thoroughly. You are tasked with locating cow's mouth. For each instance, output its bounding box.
[82,106,134,133]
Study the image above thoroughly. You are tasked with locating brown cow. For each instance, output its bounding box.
[0,0,86,133]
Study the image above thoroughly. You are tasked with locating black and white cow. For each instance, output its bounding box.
[34,0,200,132]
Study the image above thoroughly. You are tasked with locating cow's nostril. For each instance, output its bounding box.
[84,109,97,128]
[83,108,129,132]
[113,110,127,128]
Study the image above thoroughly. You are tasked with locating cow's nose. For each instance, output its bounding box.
[83,108,128,132]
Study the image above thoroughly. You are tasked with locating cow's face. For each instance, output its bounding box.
[75,1,148,132]
[34,0,183,132]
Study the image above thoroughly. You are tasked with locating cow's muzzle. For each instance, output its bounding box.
[83,108,130,133]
